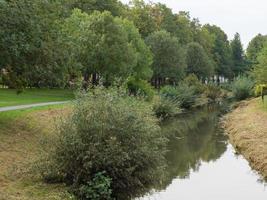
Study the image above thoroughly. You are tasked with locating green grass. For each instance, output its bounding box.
[0,88,75,107]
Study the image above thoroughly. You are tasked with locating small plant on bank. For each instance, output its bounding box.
[153,96,181,119]
[205,84,222,101]
[127,77,155,101]
[232,76,254,100]
[40,87,167,200]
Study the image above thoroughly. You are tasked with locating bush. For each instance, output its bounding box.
[127,78,155,101]
[77,172,113,200]
[205,84,222,101]
[184,74,206,94]
[153,96,181,119]
[41,87,167,200]
[175,83,197,109]
[232,76,254,100]
[160,84,197,109]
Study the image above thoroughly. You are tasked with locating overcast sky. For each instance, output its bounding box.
[120,0,267,48]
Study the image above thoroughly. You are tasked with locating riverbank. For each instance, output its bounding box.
[0,106,72,199]
[224,97,267,179]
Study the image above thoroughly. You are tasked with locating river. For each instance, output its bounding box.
[138,104,267,199]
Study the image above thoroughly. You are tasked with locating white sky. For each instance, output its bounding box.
[120,0,267,48]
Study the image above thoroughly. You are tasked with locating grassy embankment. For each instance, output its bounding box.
[224,97,267,178]
[0,89,74,107]
[0,89,74,199]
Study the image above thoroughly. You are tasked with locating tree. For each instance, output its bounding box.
[118,18,153,80]
[247,34,267,65]
[230,33,247,75]
[0,0,68,88]
[62,9,151,86]
[186,42,214,79]
[174,12,194,45]
[253,45,267,84]
[126,0,157,38]
[146,30,186,88]
[203,24,233,78]
[66,0,124,16]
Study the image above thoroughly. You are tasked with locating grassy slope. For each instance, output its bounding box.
[0,89,75,107]
[0,105,73,200]
[224,97,267,178]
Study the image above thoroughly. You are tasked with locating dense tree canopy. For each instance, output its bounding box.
[230,33,246,76]
[186,42,214,79]
[146,30,186,88]
[247,34,267,65]
[0,0,251,89]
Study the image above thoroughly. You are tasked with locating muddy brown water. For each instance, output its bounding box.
[138,104,267,200]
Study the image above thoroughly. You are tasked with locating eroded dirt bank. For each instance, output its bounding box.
[224,98,267,179]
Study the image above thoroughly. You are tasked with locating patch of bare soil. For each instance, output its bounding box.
[224,98,267,179]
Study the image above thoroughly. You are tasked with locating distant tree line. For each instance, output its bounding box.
[0,0,250,89]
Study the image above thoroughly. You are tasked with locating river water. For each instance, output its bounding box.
[139,105,267,200]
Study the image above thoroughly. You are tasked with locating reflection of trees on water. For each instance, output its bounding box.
[157,105,228,191]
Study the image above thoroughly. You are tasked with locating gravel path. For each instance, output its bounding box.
[0,101,68,112]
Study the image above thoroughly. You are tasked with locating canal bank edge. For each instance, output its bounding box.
[223,98,267,179]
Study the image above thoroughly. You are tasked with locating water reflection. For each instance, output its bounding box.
[159,105,228,190]
[138,105,267,200]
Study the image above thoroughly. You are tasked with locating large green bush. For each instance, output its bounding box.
[41,88,167,200]
[232,76,254,100]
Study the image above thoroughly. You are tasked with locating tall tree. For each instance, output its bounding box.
[61,9,152,86]
[230,33,246,75]
[247,34,267,65]
[204,24,233,78]
[146,30,186,88]
[0,0,68,88]
[186,42,214,79]
[66,0,124,16]
[126,0,157,38]
[253,45,267,84]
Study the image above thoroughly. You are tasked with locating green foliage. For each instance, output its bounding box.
[42,87,167,200]
[205,84,222,101]
[232,76,254,100]
[230,33,247,75]
[160,84,197,109]
[127,78,154,101]
[203,24,233,78]
[146,30,186,87]
[186,42,214,79]
[247,34,267,65]
[61,9,137,85]
[0,0,68,88]
[252,45,267,84]
[77,172,113,200]
[175,83,197,109]
[184,74,206,94]
[153,96,181,119]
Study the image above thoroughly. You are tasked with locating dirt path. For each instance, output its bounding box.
[0,102,68,112]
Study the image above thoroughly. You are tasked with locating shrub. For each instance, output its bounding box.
[127,77,155,101]
[205,84,222,101]
[41,87,167,200]
[175,83,197,109]
[232,76,254,100]
[153,96,181,119]
[184,74,206,94]
[77,172,113,200]
[160,84,197,109]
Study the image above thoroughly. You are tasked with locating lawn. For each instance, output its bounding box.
[0,88,75,107]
